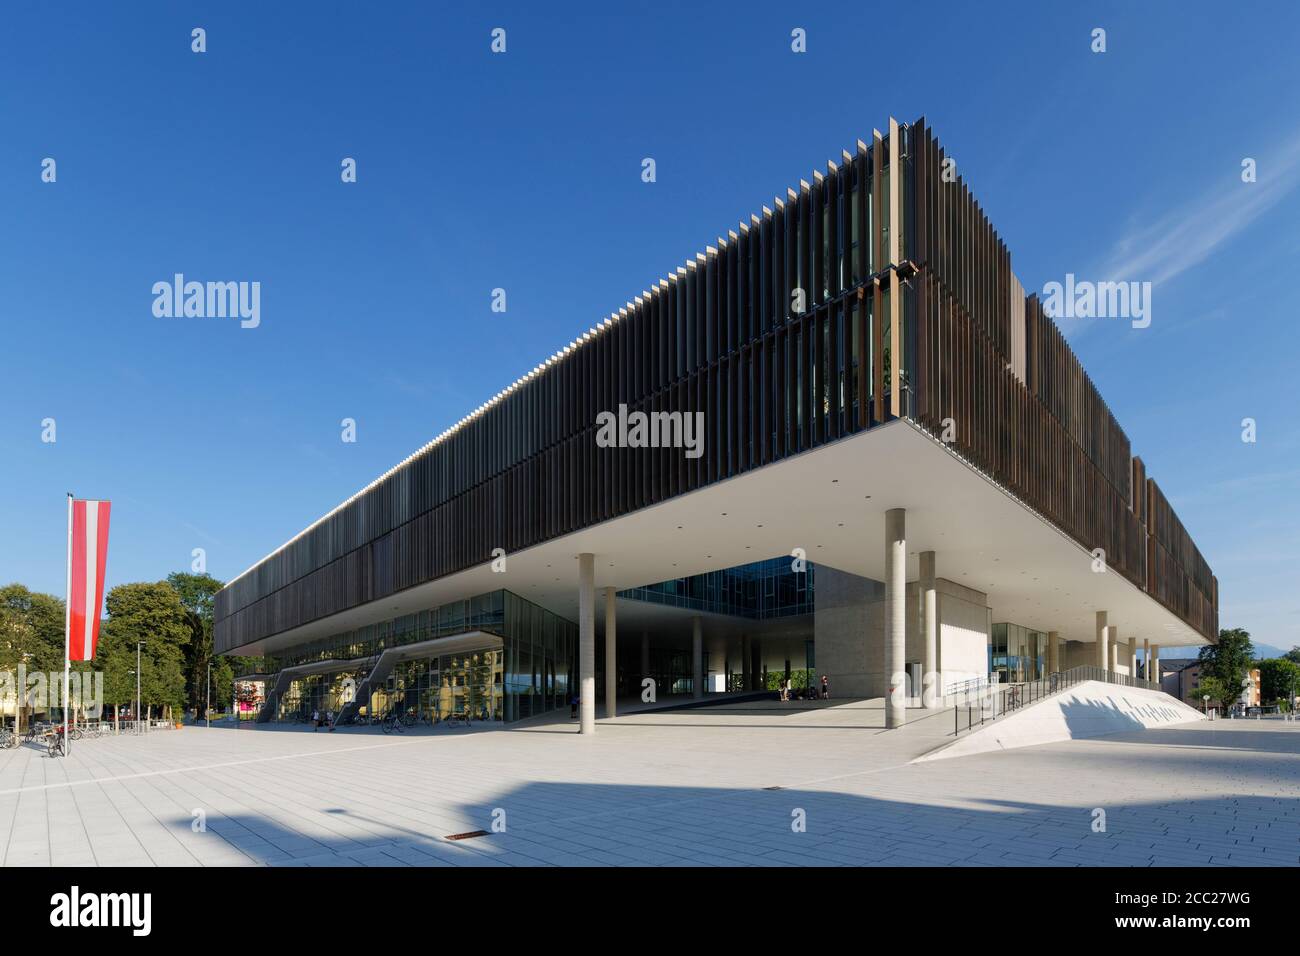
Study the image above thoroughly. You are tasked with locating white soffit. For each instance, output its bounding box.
[234,421,1206,656]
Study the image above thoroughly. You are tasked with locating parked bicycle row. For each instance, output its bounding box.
[0,719,176,757]
[288,707,482,733]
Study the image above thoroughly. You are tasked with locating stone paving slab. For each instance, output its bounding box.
[0,708,1296,867]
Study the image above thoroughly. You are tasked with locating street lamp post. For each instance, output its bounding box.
[136,641,145,735]
[1203,694,1210,719]
[206,661,212,728]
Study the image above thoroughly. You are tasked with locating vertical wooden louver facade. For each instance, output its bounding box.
[907,119,1216,641]
[215,117,1218,655]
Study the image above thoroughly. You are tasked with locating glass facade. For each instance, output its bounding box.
[260,590,574,724]
[989,622,1047,683]
[618,556,814,620]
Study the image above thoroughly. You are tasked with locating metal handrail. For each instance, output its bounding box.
[944,676,989,697]
[952,665,1162,736]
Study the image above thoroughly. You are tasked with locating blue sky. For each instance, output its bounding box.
[2,1,1297,653]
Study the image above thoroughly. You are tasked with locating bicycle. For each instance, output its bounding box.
[46,731,66,758]
[380,712,405,734]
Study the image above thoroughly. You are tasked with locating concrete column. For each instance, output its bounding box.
[578,554,596,734]
[640,632,650,684]
[884,508,906,728]
[920,551,937,708]
[752,637,763,690]
[692,616,703,699]
[1107,630,1118,674]
[1127,639,1137,680]
[604,587,617,719]
[1047,631,1060,675]
[742,634,752,691]
[1151,644,1161,689]
[710,635,727,695]
[1143,638,1151,684]
[1095,611,1108,672]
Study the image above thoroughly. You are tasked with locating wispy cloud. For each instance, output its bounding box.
[1097,128,1300,287]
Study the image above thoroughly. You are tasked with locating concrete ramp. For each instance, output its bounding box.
[915,681,1204,762]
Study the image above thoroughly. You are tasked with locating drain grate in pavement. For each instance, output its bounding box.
[444,830,490,841]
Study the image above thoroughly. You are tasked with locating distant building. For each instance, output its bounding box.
[1160,659,1202,704]
[1241,668,1261,709]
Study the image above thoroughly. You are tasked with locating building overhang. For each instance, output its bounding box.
[223,420,1208,657]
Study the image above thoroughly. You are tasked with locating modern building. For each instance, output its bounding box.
[214,116,1218,732]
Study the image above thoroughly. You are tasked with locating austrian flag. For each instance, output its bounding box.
[68,499,111,661]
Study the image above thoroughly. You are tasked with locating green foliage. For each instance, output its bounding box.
[1285,646,1300,666]
[1257,658,1300,706]
[99,582,192,711]
[766,670,814,691]
[1198,628,1255,695]
[1188,675,1232,710]
[165,572,225,716]
[0,583,66,673]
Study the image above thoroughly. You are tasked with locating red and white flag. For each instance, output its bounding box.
[67,498,111,661]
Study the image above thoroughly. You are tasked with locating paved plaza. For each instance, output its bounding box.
[1,700,1297,867]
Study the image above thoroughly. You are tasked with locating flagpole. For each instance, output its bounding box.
[63,492,73,757]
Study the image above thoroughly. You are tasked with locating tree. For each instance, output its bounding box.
[1258,658,1300,708]
[0,584,65,672]
[1284,646,1300,666]
[0,584,76,725]
[1198,628,1255,697]
[1188,675,1232,711]
[98,583,191,719]
[165,572,224,717]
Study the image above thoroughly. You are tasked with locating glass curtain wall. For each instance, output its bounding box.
[989,623,1047,683]
[502,591,574,722]
[619,556,814,620]
[267,590,575,724]
[371,651,505,723]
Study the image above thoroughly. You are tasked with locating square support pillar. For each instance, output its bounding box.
[1095,611,1109,673]
[578,553,595,734]
[885,508,906,728]
[604,587,617,719]
[1127,638,1137,681]
[742,634,752,691]
[1151,644,1161,690]
[1143,638,1151,685]
[1047,631,1060,675]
